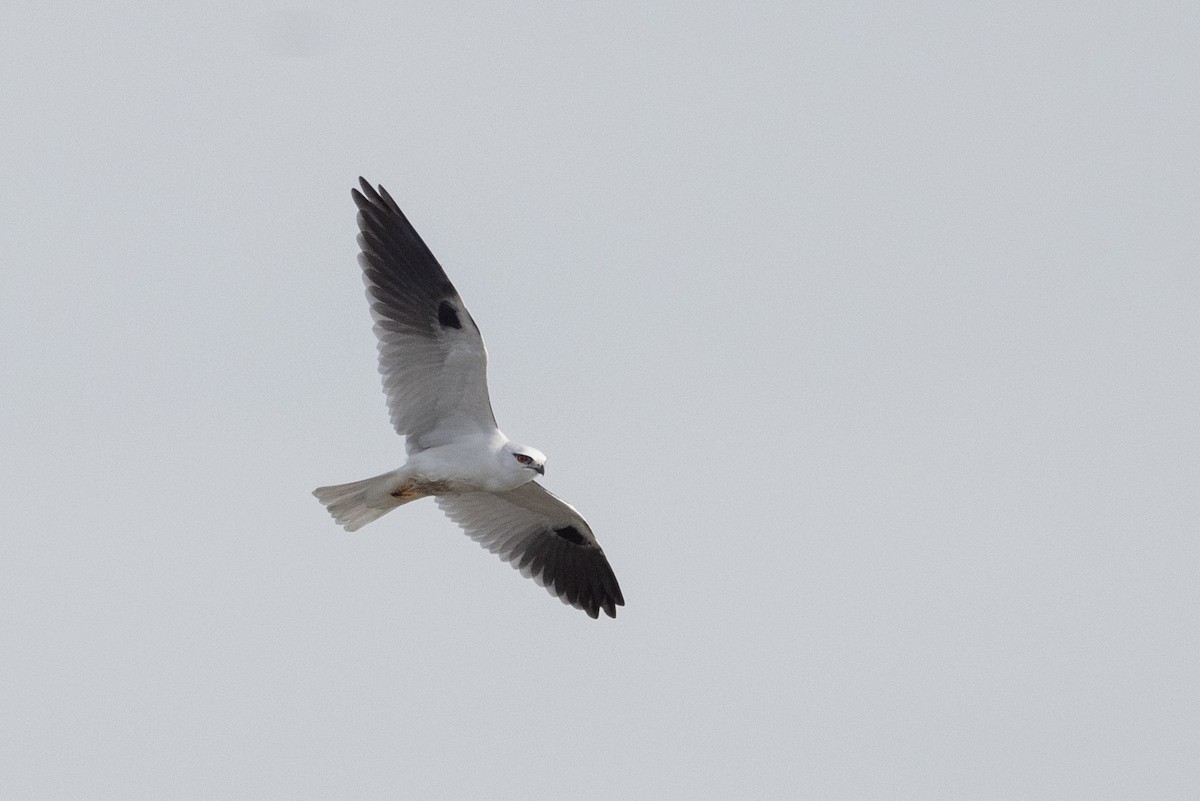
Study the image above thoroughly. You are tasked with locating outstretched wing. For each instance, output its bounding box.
[437,483,625,619]
[353,178,497,452]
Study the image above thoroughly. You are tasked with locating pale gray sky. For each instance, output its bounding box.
[2,2,1198,799]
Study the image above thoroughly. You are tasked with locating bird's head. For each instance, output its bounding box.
[504,443,546,477]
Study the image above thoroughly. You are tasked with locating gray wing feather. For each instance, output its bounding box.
[353,179,497,451]
[436,483,625,619]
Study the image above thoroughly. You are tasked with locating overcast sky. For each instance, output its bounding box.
[2,2,1198,799]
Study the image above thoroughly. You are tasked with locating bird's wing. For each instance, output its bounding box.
[353,178,497,451]
[436,482,625,619]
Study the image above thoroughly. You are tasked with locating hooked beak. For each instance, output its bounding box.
[535,464,545,475]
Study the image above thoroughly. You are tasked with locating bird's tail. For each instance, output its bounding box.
[313,470,408,532]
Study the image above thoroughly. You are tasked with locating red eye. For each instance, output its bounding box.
[516,454,532,464]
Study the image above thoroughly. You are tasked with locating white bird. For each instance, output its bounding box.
[314,178,624,619]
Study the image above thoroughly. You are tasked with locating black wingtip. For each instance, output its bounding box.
[353,178,408,224]
[354,177,382,208]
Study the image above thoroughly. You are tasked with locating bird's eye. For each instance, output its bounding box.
[515,454,532,465]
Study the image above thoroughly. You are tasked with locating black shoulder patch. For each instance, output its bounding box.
[437,300,462,329]
[553,525,585,545]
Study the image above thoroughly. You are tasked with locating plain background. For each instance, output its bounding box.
[2,2,1197,798]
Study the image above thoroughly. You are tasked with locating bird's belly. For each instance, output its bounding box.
[430,470,533,495]
[405,441,530,494]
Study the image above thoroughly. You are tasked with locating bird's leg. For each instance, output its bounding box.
[389,478,451,504]
[389,479,424,503]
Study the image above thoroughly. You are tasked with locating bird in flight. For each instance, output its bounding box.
[314,179,624,619]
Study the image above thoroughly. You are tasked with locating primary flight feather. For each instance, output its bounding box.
[314,179,624,619]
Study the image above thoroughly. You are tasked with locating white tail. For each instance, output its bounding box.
[313,470,409,532]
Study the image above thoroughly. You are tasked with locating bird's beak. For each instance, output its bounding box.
[535,464,545,475]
